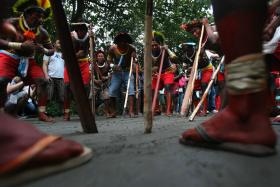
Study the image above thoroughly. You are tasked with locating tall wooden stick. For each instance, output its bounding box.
[180,25,205,116]
[89,23,95,116]
[189,56,224,121]
[144,0,153,133]
[135,64,139,100]
[123,57,134,115]
[50,0,98,133]
[151,48,166,114]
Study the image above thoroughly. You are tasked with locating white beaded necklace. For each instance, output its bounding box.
[151,48,162,61]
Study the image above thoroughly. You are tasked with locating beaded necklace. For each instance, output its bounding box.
[151,48,162,61]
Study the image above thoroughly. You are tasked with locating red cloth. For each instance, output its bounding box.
[194,79,201,91]
[201,68,213,83]
[152,72,174,90]
[64,60,90,85]
[217,72,225,81]
[0,53,44,80]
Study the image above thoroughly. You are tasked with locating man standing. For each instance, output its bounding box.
[42,40,64,115]
[0,1,54,122]
[63,22,90,121]
[151,31,177,116]
[107,32,137,118]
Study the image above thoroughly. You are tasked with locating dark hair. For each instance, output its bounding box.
[96,50,105,57]
[113,32,133,44]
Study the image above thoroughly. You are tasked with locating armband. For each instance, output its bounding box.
[8,42,22,50]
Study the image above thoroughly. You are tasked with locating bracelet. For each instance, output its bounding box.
[8,42,22,50]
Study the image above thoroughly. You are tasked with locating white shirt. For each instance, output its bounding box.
[43,52,64,78]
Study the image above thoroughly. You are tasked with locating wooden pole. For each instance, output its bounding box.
[189,56,224,121]
[89,23,96,116]
[50,0,98,133]
[144,0,153,133]
[136,64,139,100]
[151,48,166,115]
[180,25,205,116]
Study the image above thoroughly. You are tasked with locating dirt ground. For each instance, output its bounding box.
[19,114,280,187]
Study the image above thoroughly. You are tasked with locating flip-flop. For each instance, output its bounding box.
[0,135,93,187]
[179,125,276,157]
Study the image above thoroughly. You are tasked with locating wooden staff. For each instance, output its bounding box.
[135,64,139,115]
[50,0,98,133]
[89,23,96,116]
[180,25,205,116]
[151,48,166,114]
[144,0,153,133]
[123,56,134,115]
[189,56,224,121]
[136,64,139,100]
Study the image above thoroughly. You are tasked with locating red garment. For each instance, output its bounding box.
[201,68,213,83]
[64,59,90,85]
[0,53,44,80]
[152,72,174,90]
[217,72,225,81]
[194,79,201,91]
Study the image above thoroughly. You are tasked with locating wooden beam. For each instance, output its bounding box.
[50,0,98,133]
[144,0,153,133]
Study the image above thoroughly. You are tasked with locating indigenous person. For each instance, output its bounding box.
[0,1,55,122]
[181,20,223,115]
[180,0,277,156]
[42,40,64,115]
[63,22,90,121]
[93,50,111,117]
[151,31,177,116]
[107,32,137,118]
[0,0,92,182]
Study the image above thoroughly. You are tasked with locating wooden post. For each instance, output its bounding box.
[50,0,98,133]
[180,25,205,116]
[144,0,153,133]
[189,56,224,121]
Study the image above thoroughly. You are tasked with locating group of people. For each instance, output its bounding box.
[0,0,279,182]
[0,0,225,122]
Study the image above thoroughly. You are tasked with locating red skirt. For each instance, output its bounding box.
[64,59,90,85]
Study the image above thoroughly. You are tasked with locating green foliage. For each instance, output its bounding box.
[47,0,212,64]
